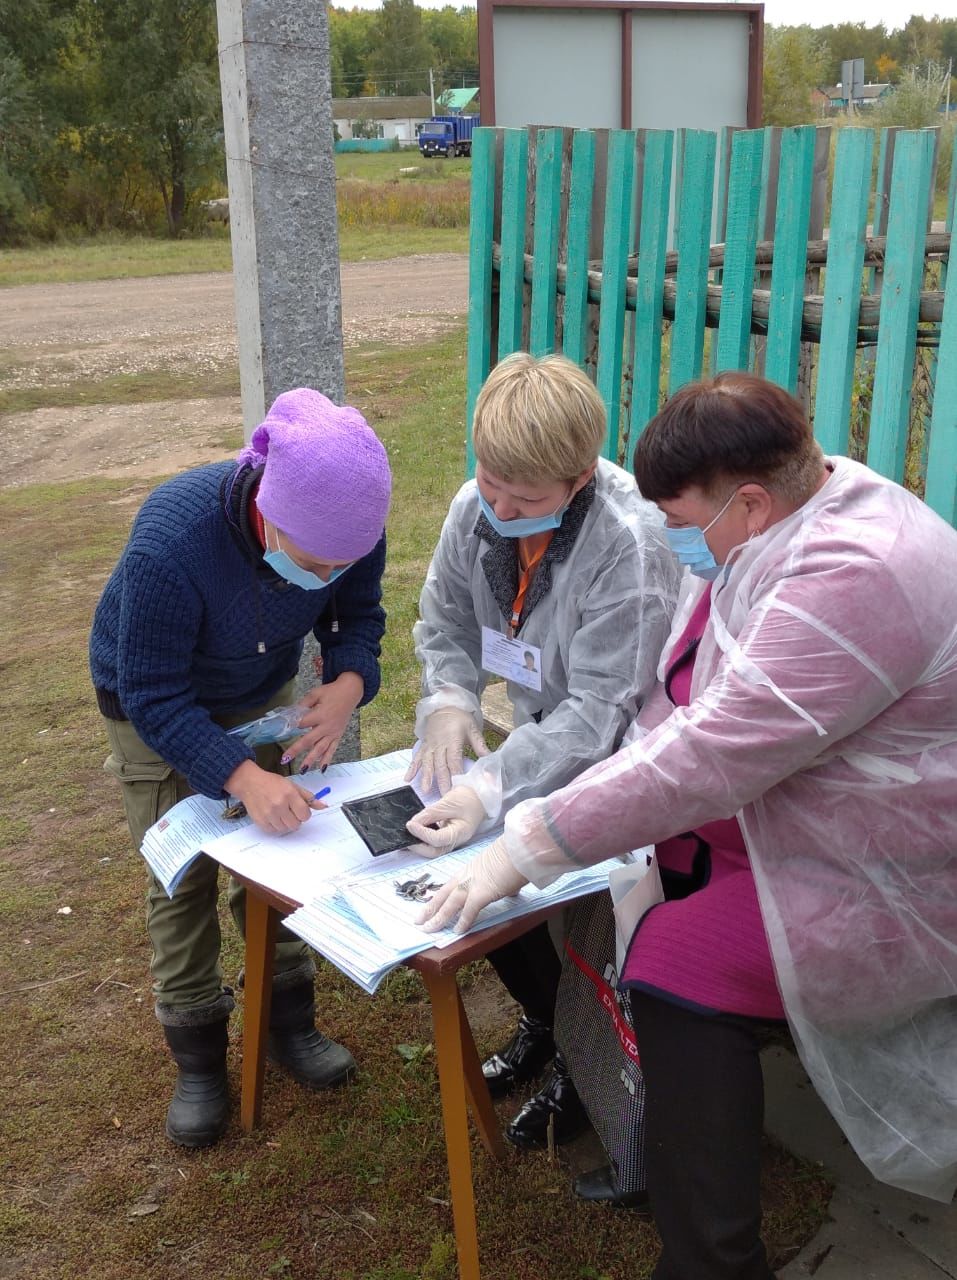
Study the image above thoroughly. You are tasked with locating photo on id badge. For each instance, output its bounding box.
[481,625,543,693]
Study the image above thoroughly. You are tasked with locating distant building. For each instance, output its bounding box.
[810,86,831,115]
[332,95,432,145]
[821,82,893,112]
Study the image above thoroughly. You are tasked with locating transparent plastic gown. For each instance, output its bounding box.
[412,459,682,821]
[502,457,957,1201]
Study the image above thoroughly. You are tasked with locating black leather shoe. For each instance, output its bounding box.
[482,1015,555,1100]
[505,1054,589,1149]
[574,1164,652,1212]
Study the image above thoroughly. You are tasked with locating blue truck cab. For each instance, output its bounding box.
[417,114,477,159]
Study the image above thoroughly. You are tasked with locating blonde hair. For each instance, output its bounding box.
[472,352,606,483]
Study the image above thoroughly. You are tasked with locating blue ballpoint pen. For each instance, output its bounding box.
[222,784,332,822]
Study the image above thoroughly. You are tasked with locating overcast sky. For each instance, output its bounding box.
[340,0,950,34]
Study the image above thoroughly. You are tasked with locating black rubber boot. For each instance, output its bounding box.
[482,1015,555,1100]
[268,979,356,1090]
[161,1018,230,1149]
[573,1164,652,1212]
[505,1052,590,1149]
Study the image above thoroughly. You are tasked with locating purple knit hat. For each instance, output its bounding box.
[238,388,391,561]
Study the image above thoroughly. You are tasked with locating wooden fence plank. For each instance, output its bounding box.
[668,130,717,394]
[628,129,675,461]
[924,131,957,522]
[814,127,875,456]
[562,131,596,366]
[764,126,818,392]
[867,129,937,482]
[496,129,529,361]
[707,125,737,375]
[529,128,564,357]
[715,129,765,373]
[465,126,497,474]
[596,130,637,459]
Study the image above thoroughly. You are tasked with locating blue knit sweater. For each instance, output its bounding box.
[90,461,386,799]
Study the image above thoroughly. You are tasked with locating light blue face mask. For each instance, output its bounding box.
[263,522,351,590]
[478,488,570,539]
[664,489,738,581]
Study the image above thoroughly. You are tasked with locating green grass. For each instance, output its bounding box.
[0,224,467,287]
[334,152,473,182]
[340,225,465,260]
[0,366,242,417]
[0,232,234,286]
[0,328,831,1279]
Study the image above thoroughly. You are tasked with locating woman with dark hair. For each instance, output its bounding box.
[419,371,957,1280]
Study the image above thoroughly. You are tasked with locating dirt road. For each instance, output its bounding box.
[1,253,468,487]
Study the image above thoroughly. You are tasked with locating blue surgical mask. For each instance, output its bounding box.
[664,489,737,581]
[263,521,351,590]
[478,489,570,539]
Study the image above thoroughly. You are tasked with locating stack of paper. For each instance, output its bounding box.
[140,751,415,897]
[286,839,629,994]
[139,748,638,996]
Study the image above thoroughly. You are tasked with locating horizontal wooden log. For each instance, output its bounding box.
[633,231,951,275]
[490,243,947,346]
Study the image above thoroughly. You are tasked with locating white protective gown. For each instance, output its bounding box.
[502,456,957,1202]
[412,458,681,820]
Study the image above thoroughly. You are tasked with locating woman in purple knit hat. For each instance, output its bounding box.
[90,388,391,1149]
[419,373,957,1279]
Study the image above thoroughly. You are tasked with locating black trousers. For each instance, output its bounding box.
[630,989,776,1280]
[485,922,562,1028]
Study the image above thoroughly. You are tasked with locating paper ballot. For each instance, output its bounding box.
[140,751,415,897]
[139,747,637,995]
[607,851,664,974]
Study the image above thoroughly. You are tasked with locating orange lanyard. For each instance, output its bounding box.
[510,534,553,634]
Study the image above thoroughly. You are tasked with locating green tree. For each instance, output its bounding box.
[87,0,222,236]
[422,5,478,94]
[329,7,376,99]
[0,51,35,237]
[763,26,830,126]
[892,16,943,69]
[875,62,949,129]
[817,21,887,82]
[367,0,432,97]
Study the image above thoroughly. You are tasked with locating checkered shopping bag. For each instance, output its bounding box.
[554,891,646,1194]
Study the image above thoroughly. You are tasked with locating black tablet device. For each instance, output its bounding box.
[340,785,427,857]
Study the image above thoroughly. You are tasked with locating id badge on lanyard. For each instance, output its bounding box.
[481,626,543,693]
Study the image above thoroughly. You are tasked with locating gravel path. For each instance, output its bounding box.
[1,253,468,487]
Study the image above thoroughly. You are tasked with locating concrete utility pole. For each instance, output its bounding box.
[216,1,358,753]
[216,0,345,438]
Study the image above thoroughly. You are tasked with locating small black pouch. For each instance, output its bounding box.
[340,785,426,857]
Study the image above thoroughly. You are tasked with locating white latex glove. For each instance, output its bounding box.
[416,835,528,935]
[405,706,489,796]
[405,785,488,856]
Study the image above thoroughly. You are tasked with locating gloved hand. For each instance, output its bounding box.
[405,785,488,856]
[405,707,489,796]
[416,835,528,934]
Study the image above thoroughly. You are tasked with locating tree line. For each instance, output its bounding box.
[764,17,957,127]
[1,2,953,246]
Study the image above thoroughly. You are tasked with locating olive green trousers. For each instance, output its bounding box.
[102,684,313,1018]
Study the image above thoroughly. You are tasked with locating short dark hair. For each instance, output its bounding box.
[634,372,821,503]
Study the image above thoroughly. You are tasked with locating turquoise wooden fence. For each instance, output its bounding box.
[465,125,957,525]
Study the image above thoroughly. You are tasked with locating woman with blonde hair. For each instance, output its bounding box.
[405,351,680,1186]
